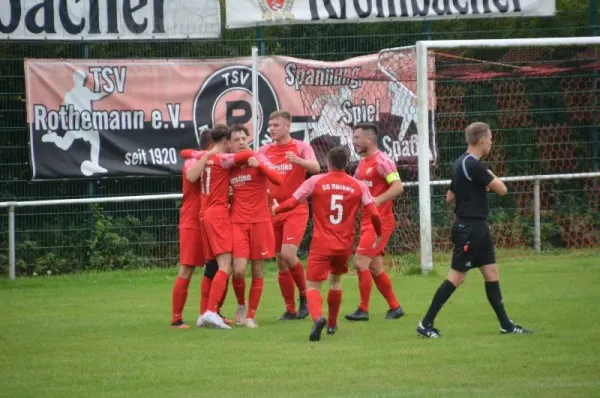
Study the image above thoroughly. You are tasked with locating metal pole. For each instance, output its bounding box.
[256,26,265,56]
[83,43,95,245]
[251,46,259,152]
[8,206,16,280]
[534,180,541,253]
[590,0,599,205]
[422,21,432,40]
[416,41,433,273]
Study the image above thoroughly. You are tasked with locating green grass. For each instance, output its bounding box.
[1,255,600,397]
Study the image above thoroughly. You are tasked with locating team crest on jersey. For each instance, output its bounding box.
[193,66,280,147]
[258,0,295,22]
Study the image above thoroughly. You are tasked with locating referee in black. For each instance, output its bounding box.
[417,122,534,338]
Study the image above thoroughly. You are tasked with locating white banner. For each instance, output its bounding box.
[0,0,221,41]
[226,0,555,29]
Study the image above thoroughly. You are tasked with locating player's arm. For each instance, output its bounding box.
[186,148,217,183]
[287,143,320,174]
[180,149,203,159]
[467,159,508,196]
[374,173,403,207]
[217,149,256,169]
[359,180,383,247]
[373,157,403,206]
[291,156,320,174]
[272,176,317,215]
[249,156,283,186]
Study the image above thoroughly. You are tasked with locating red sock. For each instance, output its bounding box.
[278,270,296,314]
[357,269,373,312]
[200,276,211,315]
[327,289,342,328]
[207,270,229,313]
[232,275,246,306]
[218,278,229,312]
[247,277,264,319]
[289,261,307,298]
[306,289,323,322]
[373,272,400,309]
[171,277,190,323]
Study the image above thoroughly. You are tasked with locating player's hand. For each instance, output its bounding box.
[286,151,300,164]
[248,157,259,168]
[373,197,382,207]
[271,199,279,216]
[373,235,382,249]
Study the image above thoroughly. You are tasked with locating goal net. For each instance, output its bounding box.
[296,46,435,268]
[297,39,600,269]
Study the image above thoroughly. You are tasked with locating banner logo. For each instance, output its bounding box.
[193,65,279,145]
[258,0,295,22]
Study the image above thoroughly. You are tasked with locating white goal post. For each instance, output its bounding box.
[415,36,600,274]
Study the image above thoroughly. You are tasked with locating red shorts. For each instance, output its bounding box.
[201,217,232,260]
[356,224,394,258]
[306,251,352,282]
[232,221,275,260]
[272,210,309,252]
[179,228,204,267]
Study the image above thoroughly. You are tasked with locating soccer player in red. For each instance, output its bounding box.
[184,125,255,329]
[273,147,382,342]
[170,129,213,329]
[258,110,320,320]
[228,125,283,328]
[181,132,235,327]
[345,123,405,322]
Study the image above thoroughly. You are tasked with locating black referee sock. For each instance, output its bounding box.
[485,281,513,330]
[422,279,457,328]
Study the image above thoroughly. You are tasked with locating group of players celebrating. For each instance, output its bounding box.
[171,111,534,342]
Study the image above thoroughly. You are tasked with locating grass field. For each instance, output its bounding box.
[1,255,600,397]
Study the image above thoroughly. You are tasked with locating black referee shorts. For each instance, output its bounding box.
[450,218,496,272]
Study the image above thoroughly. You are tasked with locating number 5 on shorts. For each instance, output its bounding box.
[330,194,343,225]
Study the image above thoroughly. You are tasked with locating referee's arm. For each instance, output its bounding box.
[468,159,508,196]
[485,169,508,196]
[446,179,456,204]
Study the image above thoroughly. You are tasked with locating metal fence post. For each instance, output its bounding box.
[534,179,541,253]
[8,205,16,280]
[256,26,265,56]
[590,0,599,207]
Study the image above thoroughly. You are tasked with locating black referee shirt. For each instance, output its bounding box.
[449,152,495,220]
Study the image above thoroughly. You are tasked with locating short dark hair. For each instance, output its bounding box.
[229,124,249,139]
[354,122,379,140]
[269,110,291,121]
[199,129,214,150]
[465,122,490,146]
[327,147,349,170]
[211,124,230,143]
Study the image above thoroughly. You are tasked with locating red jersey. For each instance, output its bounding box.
[288,171,376,254]
[355,150,399,228]
[200,153,244,220]
[230,153,280,223]
[179,158,202,230]
[257,139,317,211]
